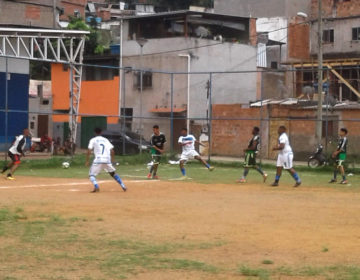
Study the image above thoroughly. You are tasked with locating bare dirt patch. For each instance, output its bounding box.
[1,176,360,279]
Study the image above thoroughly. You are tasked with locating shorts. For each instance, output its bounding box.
[336,153,346,167]
[89,163,116,177]
[244,151,257,167]
[276,152,293,170]
[180,150,199,162]
[151,154,162,164]
[8,152,21,165]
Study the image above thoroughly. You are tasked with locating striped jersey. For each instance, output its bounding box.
[178,135,196,153]
[9,135,26,155]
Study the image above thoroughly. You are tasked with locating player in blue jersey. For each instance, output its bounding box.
[85,127,126,193]
[178,128,214,179]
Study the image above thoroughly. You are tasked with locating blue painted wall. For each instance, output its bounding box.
[0,72,29,151]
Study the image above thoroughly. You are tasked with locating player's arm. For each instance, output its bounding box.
[246,140,258,152]
[272,142,285,151]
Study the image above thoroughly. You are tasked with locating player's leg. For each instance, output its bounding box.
[2,152,15,175]
[106,164,126,191]
[179,159,187,178]
[6,154,21,180]
[285,153,301,187]
[194,155,214,171]
[329,160,339,183]
[147,155,155,179]
[254,165,268,182]
[152,155,161,179]
[271,155,283,186]
[338,160,347,184]
[89,164,101,192]
[238,152,250,183]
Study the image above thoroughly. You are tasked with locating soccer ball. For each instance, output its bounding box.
[62,162,70,169]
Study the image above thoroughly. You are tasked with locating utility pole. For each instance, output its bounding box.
[53,0,57,28]
[316,0,323,144]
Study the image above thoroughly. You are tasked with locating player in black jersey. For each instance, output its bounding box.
[329,128,348,184]
[237,127,267,183]
[147,125,166,179]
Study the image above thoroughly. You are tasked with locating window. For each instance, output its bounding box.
[323,29,334,43]
[120,108,133,130]
[270,61,278,69]
[352,27,360,41]
[83,67,116,81]
[134,71,152,89]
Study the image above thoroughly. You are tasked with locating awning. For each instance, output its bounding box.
[150,108,186,114]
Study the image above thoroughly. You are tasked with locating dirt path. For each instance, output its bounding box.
[1,176,360,279]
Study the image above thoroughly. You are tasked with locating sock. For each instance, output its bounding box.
[205,163,210,169]
[243,168,249,178]
[333,170,338,179]
[149,165,154,174]
[292,172,300,182]
[89,175,99,189]
[181,168,186,176]
[114,174,125,188]
[275,175,281,183]
[2,166,8,173]
[342,175,346,181]
[255,167,264,176]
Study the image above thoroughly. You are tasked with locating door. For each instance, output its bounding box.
[37,115,49,137]
[81,117,107,149]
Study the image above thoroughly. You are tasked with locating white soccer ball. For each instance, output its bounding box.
[62,162,70,169]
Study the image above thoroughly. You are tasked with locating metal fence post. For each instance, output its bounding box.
[170,73,174,153]
[122,68,126,155]
[208,73,213,162]
[4,57,8,161]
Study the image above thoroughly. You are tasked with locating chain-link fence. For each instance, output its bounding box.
[1,60,360,166]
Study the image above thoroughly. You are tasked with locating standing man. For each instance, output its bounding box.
[329,128,348,184]
[271,126,301,187]
[147,125,166,179]
[178,128,214,179]
[2,128,30,180]
[85,127,127,193]
[237,126,267,183]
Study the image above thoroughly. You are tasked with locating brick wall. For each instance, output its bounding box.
[311,0,360,18]
[60,0,87,20]
[288,20,310,60]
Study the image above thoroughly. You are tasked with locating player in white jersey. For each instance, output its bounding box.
[178,128,214,179]
[85,128,126,193]
[271,126,301,187]
[2,128,30,180]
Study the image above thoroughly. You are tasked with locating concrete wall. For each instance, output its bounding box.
[214,0,311,18]
[0,0,58,28]
[310,17,360,57]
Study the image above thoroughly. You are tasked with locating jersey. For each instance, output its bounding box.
[278,133,292,155]
[178,134,196,153]
[150,133,166,155]
[9,135,26,155]
[88,136,114,164]
[337,137,348,154]
[248,134,260,152]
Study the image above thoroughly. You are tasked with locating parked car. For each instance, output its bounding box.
[102,130,151,155]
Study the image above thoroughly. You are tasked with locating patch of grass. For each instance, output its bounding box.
[262,259,274,265]
[239,265,270,279]
[322,246,329,252]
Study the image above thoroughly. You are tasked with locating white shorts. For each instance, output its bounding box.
[89,163,116,177]
[180,150,200,161]
[277,152,293,169]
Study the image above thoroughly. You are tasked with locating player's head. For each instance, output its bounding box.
[23,128,30,137]
[278,126,286,135]
[94,127,102,135]
[181,128,188,136]
[340,128,348,137]
[153,125,160,135]
[252,126,260,135]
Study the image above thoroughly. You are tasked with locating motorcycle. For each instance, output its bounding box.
[308,144,328,168]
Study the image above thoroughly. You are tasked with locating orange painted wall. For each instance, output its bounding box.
[52,63,119,124]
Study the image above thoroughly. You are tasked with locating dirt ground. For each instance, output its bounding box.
[1,176,360,279]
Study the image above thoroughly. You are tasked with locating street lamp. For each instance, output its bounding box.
[136,38,148,154]
[178,54,191,132]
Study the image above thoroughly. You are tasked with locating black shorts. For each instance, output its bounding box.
[8,152,21,164]
[244,152,257,167]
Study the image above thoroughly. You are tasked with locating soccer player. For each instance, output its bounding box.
[147,125,166,179]
[85,127,126,193]
[329,128,348,184]
[178,128,214,179]
[271,126,301,187]
[237,126,267,183]
[2,128,30,180]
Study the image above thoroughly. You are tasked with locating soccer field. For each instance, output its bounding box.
[1,163,360,279]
